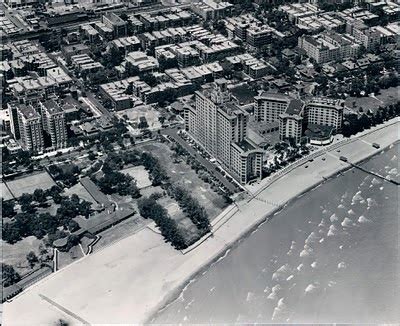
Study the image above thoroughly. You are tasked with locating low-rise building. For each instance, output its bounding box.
[102,13,127,39]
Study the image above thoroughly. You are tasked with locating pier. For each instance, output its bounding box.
[350,162,399,186]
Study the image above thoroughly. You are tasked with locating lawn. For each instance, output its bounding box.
[64,183,97,204]
[120,165,152,189]
[6,172,56,198]
[137,141,228,221]
[1,236,43,276]
[345,86,400,114]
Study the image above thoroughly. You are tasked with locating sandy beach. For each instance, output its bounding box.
[3,118,399,326]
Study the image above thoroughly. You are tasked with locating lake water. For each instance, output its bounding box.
[153,143,399,324]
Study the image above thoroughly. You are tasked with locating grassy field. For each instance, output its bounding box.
[1,237,42,276]
[345,86,399,114]
[120,166,152,189]
[137,142,227,221]
[6,172,56,198]
[64,183,97,204]
[1,182,14,201]
[57,245,84,270]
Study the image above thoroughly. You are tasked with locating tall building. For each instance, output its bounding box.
[185,79,263,184]
[254,92,344,144]
[15,103,44,153]
[40,100,67,150]
[304,98,344,133]
[279,99,304,144]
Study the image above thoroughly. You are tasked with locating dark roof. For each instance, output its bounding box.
[286,99,304,115]
[305,123,334,140]
[80,177,112,207]
[236,139,256,152]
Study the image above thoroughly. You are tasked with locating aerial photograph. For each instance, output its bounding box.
[0,0,399,324]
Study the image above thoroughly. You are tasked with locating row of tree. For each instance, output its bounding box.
[167,185,211,233]
[342,103,400,138]
[138,197,187,250]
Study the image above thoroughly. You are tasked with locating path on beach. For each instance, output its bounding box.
[3,119,399,326]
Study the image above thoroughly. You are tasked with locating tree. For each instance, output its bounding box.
[1,263,21,287]
[26,251,39,269]
[33,189,47,205]
[2,199,16,218]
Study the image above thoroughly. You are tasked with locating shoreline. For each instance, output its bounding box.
[3,118,399,326]
[148,138,399,323]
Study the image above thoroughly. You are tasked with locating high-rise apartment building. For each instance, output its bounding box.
[15,103,44,153]
[304,98,344,132]
[185,79,263,184]
[40,100,68,150]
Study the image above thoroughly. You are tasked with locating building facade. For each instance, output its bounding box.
[254,92,344,144]
[40,100,68,150]
[185,79,263,184]
[15,103,44,153]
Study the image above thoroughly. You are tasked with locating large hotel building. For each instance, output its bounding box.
[185,79,263,185]
[255,92,344,144]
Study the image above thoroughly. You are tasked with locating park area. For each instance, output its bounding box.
[137,141,228,221]
[345,86,399,114]
[5,171,56,198]
[120,166,152,189]
[1,236,43,276]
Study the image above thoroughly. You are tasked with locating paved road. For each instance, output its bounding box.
[161,128,238,194]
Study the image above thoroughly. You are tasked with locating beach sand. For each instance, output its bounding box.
[3,119,399,326]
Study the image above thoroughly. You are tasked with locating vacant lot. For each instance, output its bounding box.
[6,172,56,198]
[1,182,14,200]
[1,236,42,276]
[121,166,152,189]
[137,141,227,220]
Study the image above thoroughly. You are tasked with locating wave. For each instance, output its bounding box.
[272,298,287,321]
[327,224,337,237]
[272,264,290,281]
[267,284,281,300]
[330,213,339,222]
[305,283,319,294]
[358,215,371,223]
[341,217,353,227]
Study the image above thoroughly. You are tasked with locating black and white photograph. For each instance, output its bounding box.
[0,0,399,324]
